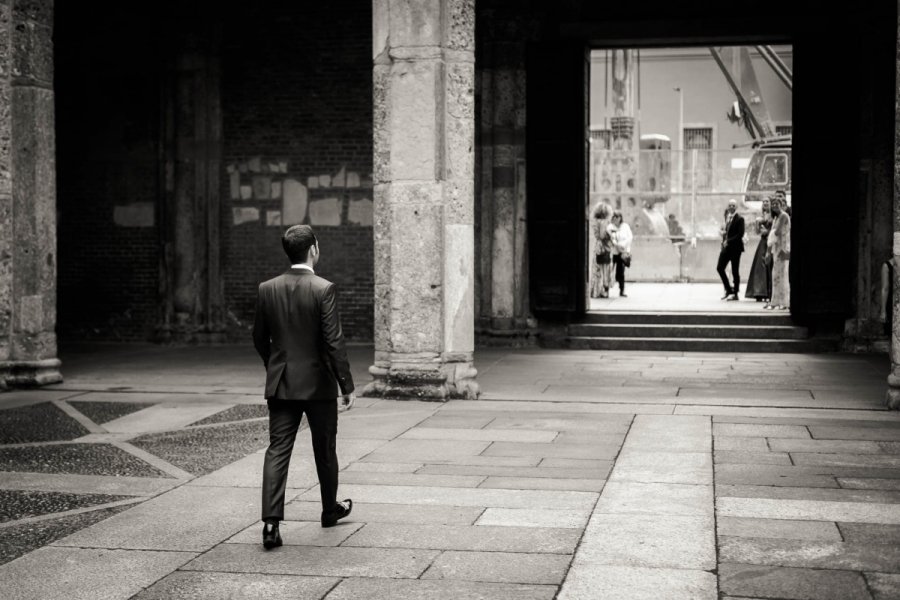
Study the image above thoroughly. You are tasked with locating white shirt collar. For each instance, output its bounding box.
[291,264,314,273]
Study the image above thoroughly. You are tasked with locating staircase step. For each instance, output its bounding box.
[542,335,838,353]
[568,323,809,340]
[583,311,794,326]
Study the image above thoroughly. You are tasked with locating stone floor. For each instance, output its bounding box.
[0,343,897,599]
[590,282,784,313]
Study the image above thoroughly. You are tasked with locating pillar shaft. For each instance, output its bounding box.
[366,0,479,400]
[0,0,61,388]
[157,31,224,343]
[888,3,900,409]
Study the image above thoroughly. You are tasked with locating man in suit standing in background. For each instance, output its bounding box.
[253,224,355,549]
[717,198,745,301]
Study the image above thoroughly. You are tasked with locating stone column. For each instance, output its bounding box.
[366,0,479,400]
[888,8,900,410]
[157,31,225,343]
[0,0,62,388]
[478,33,533,341]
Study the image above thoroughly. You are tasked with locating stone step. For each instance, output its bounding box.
[541,335,839,353]
[583,311,794,326]
[568,323,809,340]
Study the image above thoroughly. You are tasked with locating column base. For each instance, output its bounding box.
[364,353,480,401]
[887,374,900,410]
[0,358,63,389]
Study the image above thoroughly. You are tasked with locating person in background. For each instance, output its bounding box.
[590,203,615,298]
[717,199,745,301]
[745,196,773,303]
[766,196,791,310]
[609,210,633,298]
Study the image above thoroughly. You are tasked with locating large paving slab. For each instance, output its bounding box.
[341,523,579,553]
[767,438,889,454]
[810,426,900,441]
[53,486,258,551]
[417,463,612,480]
[439,400,673,415]
[399,428,558,443]
[790,453,900,468]
[718,563,872,600]
[478,476,606,492]
[596,481,712,516]
[0,472,179,496]
[609,450,712,485]
[481,442,621,460]
[679,405,899,421]
[575,513,715,570]
[714,450,792,465]
[719,536,900,572]
[325,578,557,600]
[183,544,439,578]
[102,402,228,433]
[475,507,591,529]
[620,415,711,452]
[360,439,492,461]
[133,571,338,600]
[284,500,483,525]
[867,573,900,600]
[716,484,900,503]
[486,415,633,433]
[559,565,717,600]
[717,516,842,541]
[297,484,599,510]
[336,408,435,440]
[421,550,571,584]
[838,522,900,544]
[717,496,900,524]
[714,423,811,438]
[0,546,195,600]
[338,471,486,488]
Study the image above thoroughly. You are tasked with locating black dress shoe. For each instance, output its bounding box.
[262,522,282,549]
[322,499,353,528]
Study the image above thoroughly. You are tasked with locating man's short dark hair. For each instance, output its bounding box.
[282,225,317,263]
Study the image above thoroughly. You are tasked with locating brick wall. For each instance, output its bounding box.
[56,2,375,342]
[221,2,375,341]
[55,8,163,341]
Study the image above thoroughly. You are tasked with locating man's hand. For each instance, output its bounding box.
[338,393,355,413]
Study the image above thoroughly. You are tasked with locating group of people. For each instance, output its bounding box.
[717,190,791,310]
[590,203,633,298]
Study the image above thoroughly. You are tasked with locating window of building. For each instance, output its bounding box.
[683,126,713,191]
[775,124,792,136]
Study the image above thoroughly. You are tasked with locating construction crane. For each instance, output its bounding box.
[710,45,793,205]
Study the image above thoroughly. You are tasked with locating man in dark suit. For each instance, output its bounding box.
[253,224,355,549]
[717,198,745,301]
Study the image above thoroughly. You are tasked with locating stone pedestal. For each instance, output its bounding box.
[0,1,62,388]
[365,0,479,400]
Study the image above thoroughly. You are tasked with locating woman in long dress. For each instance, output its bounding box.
[745,197,773,302]
[767,196,791,310]
[590,203,614,298]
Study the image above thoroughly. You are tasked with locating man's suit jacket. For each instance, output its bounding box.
[253,268,354,400]
[723,212,745,253]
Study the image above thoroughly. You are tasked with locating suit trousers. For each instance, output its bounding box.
[717,245,742,295]
[262,399,338,522]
